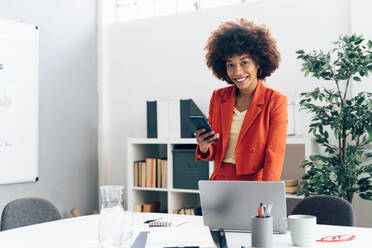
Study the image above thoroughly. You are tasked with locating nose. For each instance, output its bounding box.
[232,64,244,75]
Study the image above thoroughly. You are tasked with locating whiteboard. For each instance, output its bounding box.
[0,19,39,184]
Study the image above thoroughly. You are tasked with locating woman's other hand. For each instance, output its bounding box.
[194,129,219,154]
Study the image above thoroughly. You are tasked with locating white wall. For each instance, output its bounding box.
[0,0,98,218]
[101,0,371,226]
[98,0,116,189]
[350,0,372,95]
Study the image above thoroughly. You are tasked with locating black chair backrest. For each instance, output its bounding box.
[1,197,61,231]
[291,195,354,226]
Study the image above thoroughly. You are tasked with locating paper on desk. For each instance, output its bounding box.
[146,225,215,248]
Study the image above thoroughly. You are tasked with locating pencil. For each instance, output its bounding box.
[175,221,188,227]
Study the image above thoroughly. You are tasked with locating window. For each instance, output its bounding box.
[116,0,254,22]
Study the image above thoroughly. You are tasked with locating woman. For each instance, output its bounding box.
[195,18,288,181]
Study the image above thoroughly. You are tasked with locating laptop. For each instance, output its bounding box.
[198,180,287,234]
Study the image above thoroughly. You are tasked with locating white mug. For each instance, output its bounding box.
[281,215,316,246]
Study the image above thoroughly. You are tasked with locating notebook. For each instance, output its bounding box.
[198,180,287,233]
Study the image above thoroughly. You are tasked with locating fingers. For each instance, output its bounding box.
[197,130,215,141]
[205,133,219,144]
[198,133,218,154]
[194,128,219,152]
[194,128,207,137]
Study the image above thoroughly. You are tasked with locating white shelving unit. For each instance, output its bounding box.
[127,136,310,213]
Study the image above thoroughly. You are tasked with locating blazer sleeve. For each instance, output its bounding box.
[195,90,216,161]
[262,95,288,181]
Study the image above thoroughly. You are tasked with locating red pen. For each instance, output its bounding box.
[258,203,263,218]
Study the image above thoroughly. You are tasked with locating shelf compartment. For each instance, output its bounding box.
[130,143,167,161]
[131,190,168,213]
[170,191,201,214]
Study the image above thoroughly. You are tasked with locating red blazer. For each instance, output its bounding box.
[196,80,288,181]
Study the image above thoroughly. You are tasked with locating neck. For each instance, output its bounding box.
[237,79,259,98]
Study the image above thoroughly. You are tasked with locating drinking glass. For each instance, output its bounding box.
[99,185,125,248]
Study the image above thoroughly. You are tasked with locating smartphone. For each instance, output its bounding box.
[190,115,218,142]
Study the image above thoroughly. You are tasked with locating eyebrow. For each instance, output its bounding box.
[226,56,251,62]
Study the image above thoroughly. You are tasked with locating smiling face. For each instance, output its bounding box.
[226,54,259,93]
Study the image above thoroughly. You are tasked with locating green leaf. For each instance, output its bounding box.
[353,76,361,82]
[368,40,372,49]
[360,192,372,201]
[296,50,305,54]
[355,36,363,45]
[352,184,360,190]
[330,171,338,182]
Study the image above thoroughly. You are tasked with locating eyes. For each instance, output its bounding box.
[226,60,249,69]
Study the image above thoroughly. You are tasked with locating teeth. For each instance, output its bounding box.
[236,77,247,82]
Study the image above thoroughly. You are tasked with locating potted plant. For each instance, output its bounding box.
[296,34,372,203]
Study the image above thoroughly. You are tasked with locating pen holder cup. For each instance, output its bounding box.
[251,216,273,248]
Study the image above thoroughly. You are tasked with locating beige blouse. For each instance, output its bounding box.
[222,107,247,164]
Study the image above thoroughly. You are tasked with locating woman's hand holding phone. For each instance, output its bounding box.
[194,129,219,154]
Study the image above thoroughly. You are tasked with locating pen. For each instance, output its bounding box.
[258,203,263,218]
[267,201,273,217]
[175,221,188,227]
[144,217,163,224]
[263,204,267,217]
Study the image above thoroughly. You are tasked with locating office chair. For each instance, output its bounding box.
[1,197,61,231]
[291,195,354,226]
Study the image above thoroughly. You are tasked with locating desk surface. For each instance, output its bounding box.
[0,213,370,248]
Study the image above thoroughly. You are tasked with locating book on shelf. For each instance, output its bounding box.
[133,161,139,187]
[172,207,202,216]
[162,159,167,188]
[146,158,151,187]
[284,179,299,194]
[141,161,146,187]
[133,202,161,213]
[156,158,161,188]
[133,158,168,188]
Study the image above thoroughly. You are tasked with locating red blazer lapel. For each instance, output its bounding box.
[220,86,235,158]
[237,80,265,145]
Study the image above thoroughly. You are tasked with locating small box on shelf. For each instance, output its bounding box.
[173,145,209,190]
[133,202,161,213]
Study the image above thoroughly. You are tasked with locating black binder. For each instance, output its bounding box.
[146,101,157,138]
[180,99,205,138]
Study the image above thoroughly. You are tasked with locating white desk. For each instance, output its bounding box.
[0,213,371,248]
